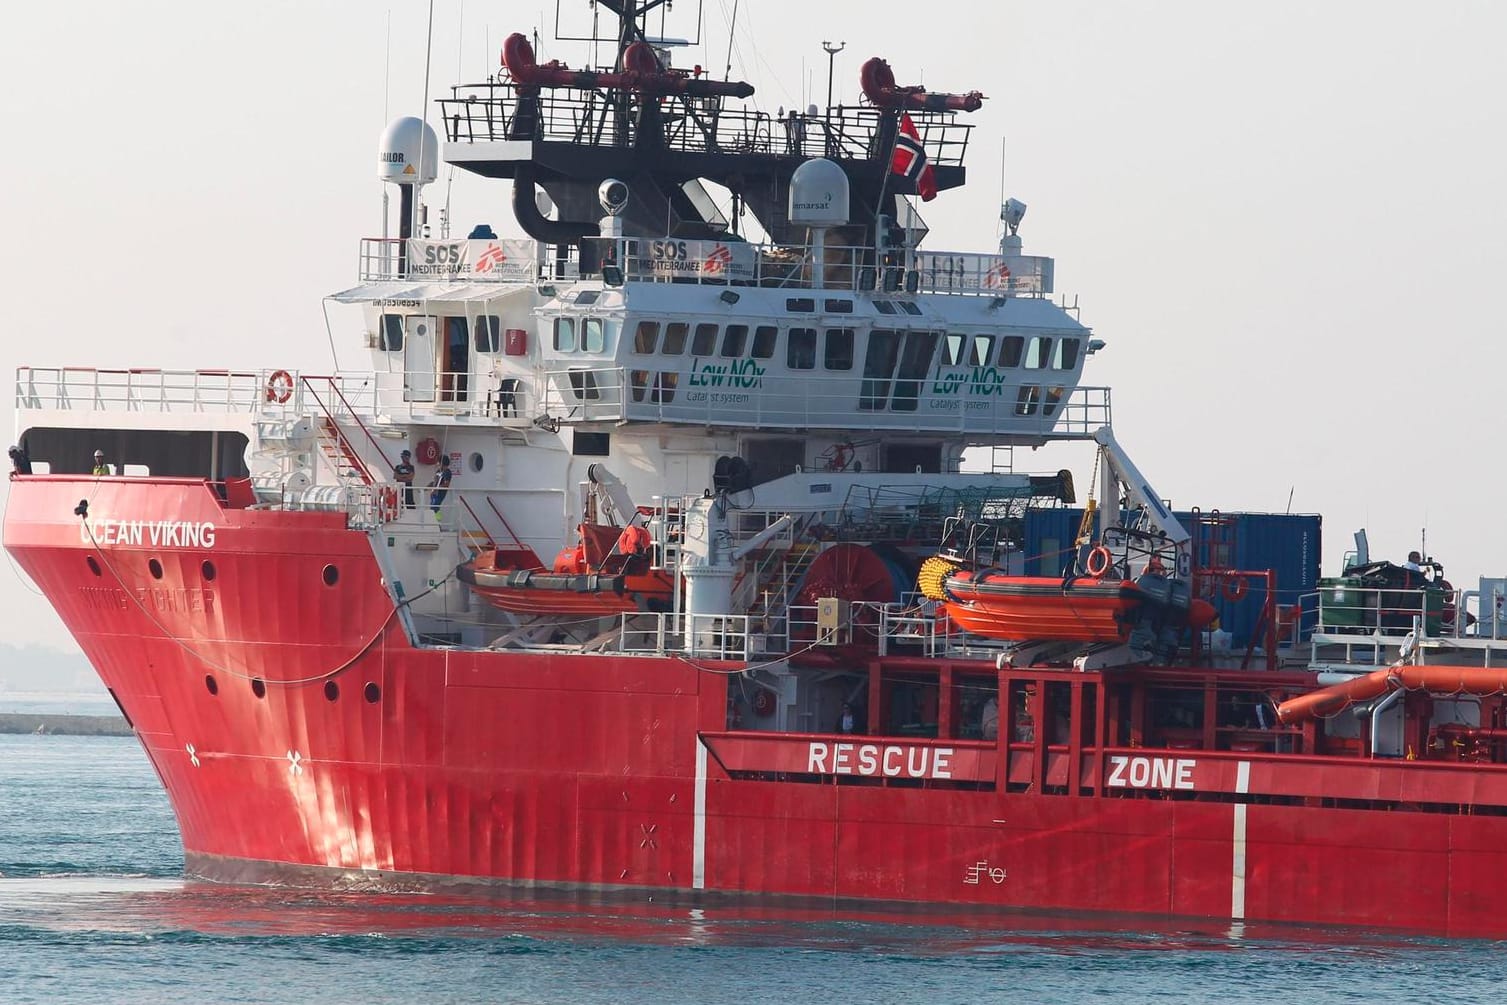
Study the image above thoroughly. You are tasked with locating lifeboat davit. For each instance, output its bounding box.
[941,571,1143,643]
[458,524,673,618]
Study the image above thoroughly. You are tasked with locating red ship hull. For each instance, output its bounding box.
[12,476,1507,939]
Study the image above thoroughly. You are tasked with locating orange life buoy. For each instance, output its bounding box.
[415,437,442,466]
[265,369,294,403]
[1086,545,1113,578]
[378,485,399,521]
[1223,576,1248,602]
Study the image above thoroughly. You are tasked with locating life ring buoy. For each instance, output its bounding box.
[265,369,294,404]
[1223,576,1248,602]
[1086,545,1113,578]
[378,485,399,521]
[414,437,442,466]
[752,689,776,717]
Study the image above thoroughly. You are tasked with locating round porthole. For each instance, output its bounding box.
[148,558,164,580]
[251,678,267,699]
[205,674,219,696]
[201,560,217,581]
[364,682,381,704]
[324,680,340,702]
[469,452,484,473]
[86,556,102,577]
[322,564,339,587]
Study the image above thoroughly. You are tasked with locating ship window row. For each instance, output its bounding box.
[630,321,1079,375]
[378,314,506,354]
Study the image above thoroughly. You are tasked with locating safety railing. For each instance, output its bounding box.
[439,83,972,167]
[539,365,1111,437]
[618,612,778,661]
[15,367,272,414]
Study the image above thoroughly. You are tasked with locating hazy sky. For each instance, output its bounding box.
[2,1,1505,651]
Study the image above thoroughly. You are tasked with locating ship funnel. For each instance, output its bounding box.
[378,116,439,187]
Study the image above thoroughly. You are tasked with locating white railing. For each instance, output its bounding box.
[539,365,1111,437]
[618,612,776,661]
[353,234,1053,300]
[13,367,386,418]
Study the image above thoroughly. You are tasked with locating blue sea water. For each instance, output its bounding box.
[0,733,1503,1004]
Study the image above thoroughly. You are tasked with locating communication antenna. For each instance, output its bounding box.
[416,0,436,239]
[723,0,739,81]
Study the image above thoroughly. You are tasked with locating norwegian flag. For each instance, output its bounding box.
[890,113,938,202]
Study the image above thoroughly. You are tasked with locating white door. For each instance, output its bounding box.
[404,315,438,402]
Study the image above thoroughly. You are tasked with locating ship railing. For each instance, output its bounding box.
[356,237,576,285]
[15,367,274,415]
[1307,582,1501,666]
[578,237,1050,298]
[618,612,779,661]
[539,364,1111,437]
[440,83,972,167]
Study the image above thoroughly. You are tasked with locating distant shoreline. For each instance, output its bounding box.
[0,713,132,737]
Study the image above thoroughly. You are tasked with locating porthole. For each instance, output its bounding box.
[364,682,381,704]
[469,452,484,473]
[324,680,340,702]
[205,674,219,696]
[201,560,217,581]
[148,558,164,580]
[322,564,339,587]
[86,556,101,577]
[251,678,267,699]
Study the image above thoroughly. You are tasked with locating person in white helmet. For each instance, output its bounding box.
[91,450,111,476]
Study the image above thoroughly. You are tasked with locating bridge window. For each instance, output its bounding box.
[824,299,854,314]
[875,300,897,315]
[379,314,404,351]
[721,324,749,357]
[860,330,901,411]
[553,317,576,352]
[899,302,922,316]
[788,328,817,370]
[824,329,854,370]
[786,297,815,313]
[630,369,649,402]
[1043,386,1066,417]
[751,325,778,359]
[1015,384,1040,416]
[651,371,678,403]
[633,321,660,354]
[692,323,719,356]
[663,322,690,355]
[892,331,938,412]
[1055,338,1081,370]
[474,316,502,353]
[969,334,995,367]
[942,333,964,366]
[1025,336,1052,369]
[582,318,606,353]
[575,290,600,305]
[999,335,1024,367]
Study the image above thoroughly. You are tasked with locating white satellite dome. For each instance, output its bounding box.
[378,116,439,185]
[788,158,849,226]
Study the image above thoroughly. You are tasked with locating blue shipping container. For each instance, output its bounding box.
[1022,508,1322,649]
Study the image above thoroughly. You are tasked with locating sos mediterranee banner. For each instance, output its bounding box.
[632,239,756,280]
[406,239,536,280]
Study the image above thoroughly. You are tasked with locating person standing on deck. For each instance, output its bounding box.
[428,456,453,518]
[91,450,111,476]
[393,450,416,509]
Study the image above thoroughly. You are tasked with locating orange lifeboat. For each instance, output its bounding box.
[940,571,1143,643]
[458,524,673,618]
